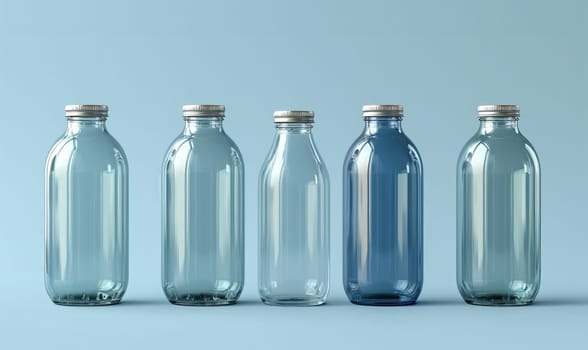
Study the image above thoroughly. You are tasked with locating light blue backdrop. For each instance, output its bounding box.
[0,0,586,348]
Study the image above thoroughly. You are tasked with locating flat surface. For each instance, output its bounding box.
[0,0,586,348]
[6,290,588,349]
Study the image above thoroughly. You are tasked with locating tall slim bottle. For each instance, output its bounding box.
[162,105,244,305]
[457,105,540,306]
[343,105,423,305]
[45,105,128,305]
[258,110,330,306]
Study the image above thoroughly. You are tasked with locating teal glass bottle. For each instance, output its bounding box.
[457,105,540,306]
[45,105,129,305]
[258,111,330,306]
[343,105,423,306]
[162,105,244,305]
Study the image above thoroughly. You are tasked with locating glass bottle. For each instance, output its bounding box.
[343,105,423,306]
[45,105,129,305]
[258,110,330,306]
[457,105,541,306]
[162,105,244,306]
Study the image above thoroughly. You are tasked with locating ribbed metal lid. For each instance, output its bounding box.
[362,105,403,117]
[273,110,314,123]
[478,105,520,117]
[183,105,225,117]
[65,105,108,117]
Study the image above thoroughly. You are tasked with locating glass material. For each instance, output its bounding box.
[343,109,423,306]
[457,107,541,306]
[258,113,330,306]
[45,106,128,306]
[162,107,244,306]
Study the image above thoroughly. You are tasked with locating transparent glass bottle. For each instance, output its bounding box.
[258,110,330,306]
[457,105,540,306]
[343,105,423,306]
[162,105,244,305]
[45,105,128,306]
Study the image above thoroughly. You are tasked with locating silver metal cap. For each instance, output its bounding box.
[273,110,314,123]
[478,105,520,118]
[183,105,225,117]
[65,105,108,117]
[362,105,403,118]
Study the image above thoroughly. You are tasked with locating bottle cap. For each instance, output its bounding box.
[273,110,314,123]
[65,105,108,117]
[183,105,225,117]
[362,105,403,117]
[478,105,520,117]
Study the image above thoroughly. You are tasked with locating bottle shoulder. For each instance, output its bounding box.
[47,131,127,164]
[458,132,540,170]
[344,132,422,168]
[349,131,419,152]
[259,136,329,184]
[45,134,128,177]
[163,131,243,169]
[459,132,537,156]
[168,130,241,150]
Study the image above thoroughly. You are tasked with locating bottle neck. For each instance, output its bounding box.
[478,117,520,134]
[273,122,315,150]
[66,116,107,135]
[364,117,403,134]
[275,122,313,135]
[184,117,224,135]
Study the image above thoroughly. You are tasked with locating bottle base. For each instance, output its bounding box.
[51,294,122,306]
[464,294,534,306]
[349,294,417,306]
[167,294,238,306]
[261,295,326,306]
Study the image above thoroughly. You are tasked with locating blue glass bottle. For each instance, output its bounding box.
[45,105,129,305]
[162,105,244,305]
[343,105,423,306]
[457,105,541,306]
[258,111,330,306]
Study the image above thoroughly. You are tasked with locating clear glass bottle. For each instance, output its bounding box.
[45,105,129,305]
[162,105,244,306]
[457,105,541,306]
[258,110,330,306]
[343,105,423,306]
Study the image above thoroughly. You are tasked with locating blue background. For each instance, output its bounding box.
[0,0,586,348]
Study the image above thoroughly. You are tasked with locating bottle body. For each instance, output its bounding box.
[162,107,244,305]
[457,106,540,306]
[343,107,423,306]
[258,112,330,306]
[45,106,128,305]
